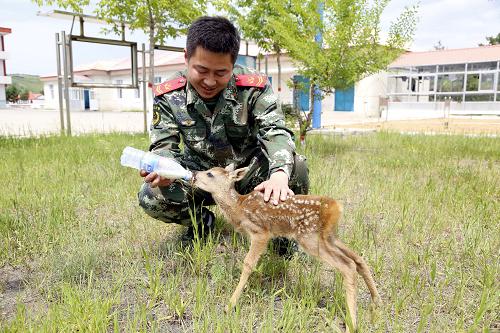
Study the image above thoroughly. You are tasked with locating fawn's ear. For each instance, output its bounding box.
[230,167,248,181]
[225,163,235,172]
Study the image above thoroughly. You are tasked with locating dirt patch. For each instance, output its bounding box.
[0,264,44,322]
[0,264,28,319]
[332,117,500,135]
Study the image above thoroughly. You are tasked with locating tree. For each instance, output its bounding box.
[269,0,418,140]
[20,89,30,101]
[96,0,206,86]
[479,32,500,46]
[33,0,206,86]
[217,0,287,98]
[32,0,90,13]
[433,40,445,50]
[6,84,20,103]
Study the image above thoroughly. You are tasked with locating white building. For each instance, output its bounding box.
[0,27,12,108]
[40,45,500,125]
[387,45,500,119]
[40,50,384,125]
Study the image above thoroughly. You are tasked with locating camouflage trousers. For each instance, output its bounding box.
[137,153,309,226]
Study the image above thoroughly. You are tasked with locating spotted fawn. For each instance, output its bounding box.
[191,164,381,332]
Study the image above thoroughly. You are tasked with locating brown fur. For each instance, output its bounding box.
[192,165,381,332]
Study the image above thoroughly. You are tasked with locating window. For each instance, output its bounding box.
[438,64,465,72]
[70,89,81,100]
[416,65,436,73]
[467,73,495,91]
[135,88,140,99]
[468,62,497,71]
[467,74,479,91]
[416,76,435,92]
[465,94,494,102]
[437,74,464,92]
[498,73,500,92]
[49,84,54,99]
[116,79,123,98]
[154,76,162,84]
[480,73,494,90]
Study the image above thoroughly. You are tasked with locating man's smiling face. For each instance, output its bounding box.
[185,46,234,100]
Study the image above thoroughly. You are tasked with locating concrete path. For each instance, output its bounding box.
[0,108,146,137]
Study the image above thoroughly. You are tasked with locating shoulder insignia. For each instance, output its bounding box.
[152,104,161,126]
[153,77,187,97]
[235,74,267,88]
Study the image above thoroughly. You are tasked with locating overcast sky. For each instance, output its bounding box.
[1,0,500,76]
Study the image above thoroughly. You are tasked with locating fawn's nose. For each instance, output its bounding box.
[190,171,198,185]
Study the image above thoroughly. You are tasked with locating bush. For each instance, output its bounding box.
[6,84,20,102]
[281,103,298,129]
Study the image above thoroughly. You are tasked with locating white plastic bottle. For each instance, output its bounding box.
[120,146,192,181]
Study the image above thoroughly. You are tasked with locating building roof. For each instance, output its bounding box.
[40,40,260,79]
[28,92,44,100]
[390,45,500,67]
[41,51,186,79]
[0,27,12,36]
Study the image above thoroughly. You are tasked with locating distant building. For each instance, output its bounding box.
[40,44,500,124]
[40,50,384,125]
[0,27,12,108]
[40,52,257,112]
[387,45,500,118]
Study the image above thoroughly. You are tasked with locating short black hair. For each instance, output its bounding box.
[186,16,241,64]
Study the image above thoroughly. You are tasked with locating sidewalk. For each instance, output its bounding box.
[0,108,146,137]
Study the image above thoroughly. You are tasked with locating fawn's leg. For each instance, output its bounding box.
[319,240,358,333]
[229,233,270,307]
[334,239,381,305]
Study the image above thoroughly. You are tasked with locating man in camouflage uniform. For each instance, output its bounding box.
[138,16,308,249]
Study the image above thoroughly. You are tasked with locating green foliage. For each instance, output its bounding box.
[479,32,500,46]
[10,74,43,94]
[31,0,90,13]
[32,0,206,84]
[433,40,445,50]
[217,0,289,93]
[269,0,419,91]
[95,0,205,84]
[217,0,282,53]
[19,89,30,101]
[5,84,20,102]
[95,0,205,46]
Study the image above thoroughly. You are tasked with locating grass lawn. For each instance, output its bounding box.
[0,132,498,332]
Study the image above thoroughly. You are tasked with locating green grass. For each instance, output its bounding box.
[0,132,498,332]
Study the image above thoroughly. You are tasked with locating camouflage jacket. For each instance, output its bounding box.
[150,65,296,178]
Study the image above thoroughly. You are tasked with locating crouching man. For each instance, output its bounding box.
[138,16,309,255]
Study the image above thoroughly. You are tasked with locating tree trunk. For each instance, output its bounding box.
[299,83,315,146]
[147,1,155,87]
[275,45,282,100]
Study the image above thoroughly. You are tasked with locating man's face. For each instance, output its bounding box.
[185,46,234,100]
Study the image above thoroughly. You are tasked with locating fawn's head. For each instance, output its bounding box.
[192,164,248,194]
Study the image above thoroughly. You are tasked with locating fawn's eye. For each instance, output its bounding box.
[207,172,214,178]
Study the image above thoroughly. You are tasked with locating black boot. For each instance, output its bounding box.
[182,209,215,243]
[272,237,298,260]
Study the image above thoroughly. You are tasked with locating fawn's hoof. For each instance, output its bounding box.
[225,301,237,313]
[369,298,382,324]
